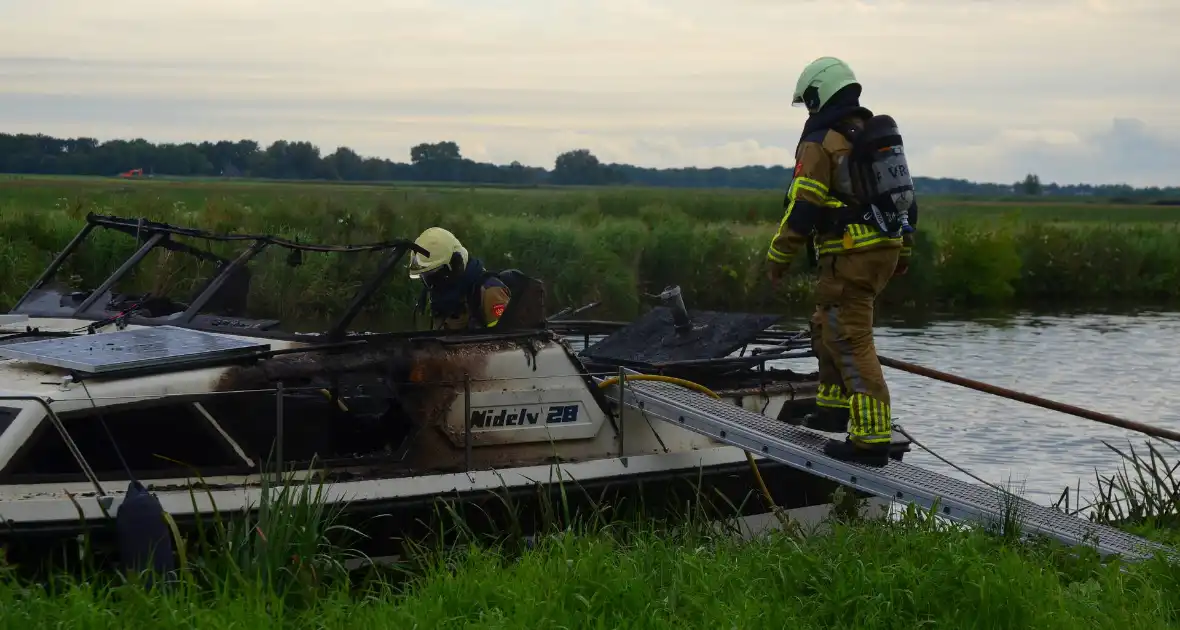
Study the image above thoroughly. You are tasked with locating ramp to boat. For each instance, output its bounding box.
[604,375,1175,562]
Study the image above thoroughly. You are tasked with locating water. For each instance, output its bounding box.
[760,310,1180,506]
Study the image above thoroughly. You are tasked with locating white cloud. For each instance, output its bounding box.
[920,118,1180,186]
[0,0,1177,184]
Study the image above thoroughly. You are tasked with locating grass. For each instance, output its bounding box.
[4,175,1180,326]
[0,438,1178,628]
[16,524,1172,629]
[1068,440,1180,548]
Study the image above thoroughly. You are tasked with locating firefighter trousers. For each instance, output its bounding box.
[809,247,900,446]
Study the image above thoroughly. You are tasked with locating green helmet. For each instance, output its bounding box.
[792,57,860,114]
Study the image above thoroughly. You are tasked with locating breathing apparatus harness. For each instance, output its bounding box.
[792,94,917,266]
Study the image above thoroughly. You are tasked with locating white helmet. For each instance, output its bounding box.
[792,56,860,114]
[408,226,468,280]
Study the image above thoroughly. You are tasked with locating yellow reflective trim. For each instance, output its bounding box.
[847,393,892,443]
[817,392,850,409]
[850,234,892,248]
[793,181,826,195]
[816,227,903,255]
[817,383,850,408]
[789,177,841,208]
[767,243,791,263]
[792,176,829,194]
[767,194,800,261]
[816,239,845,255]
[848,224,872,238]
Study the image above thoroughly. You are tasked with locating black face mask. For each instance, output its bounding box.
[422,255,487,319]
[421,266,454,290]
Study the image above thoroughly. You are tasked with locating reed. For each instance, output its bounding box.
[4,177,1180,325]
[1059,440,1180,547]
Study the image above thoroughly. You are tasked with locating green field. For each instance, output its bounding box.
[4,175,1180,325]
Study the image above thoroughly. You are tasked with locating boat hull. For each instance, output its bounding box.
[0,444,853,571]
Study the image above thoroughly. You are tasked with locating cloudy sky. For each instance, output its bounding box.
[1,0,1177,186]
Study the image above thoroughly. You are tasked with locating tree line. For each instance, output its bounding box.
[1,132,1176,199]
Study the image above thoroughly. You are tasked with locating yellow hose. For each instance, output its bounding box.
[597,373,789,528]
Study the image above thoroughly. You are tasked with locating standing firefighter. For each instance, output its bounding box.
[766,56,919,467]
[408,227,546,331]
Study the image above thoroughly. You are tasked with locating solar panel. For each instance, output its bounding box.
[0,325,270,374]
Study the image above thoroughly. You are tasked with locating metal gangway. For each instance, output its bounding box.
[601,370,1175,562]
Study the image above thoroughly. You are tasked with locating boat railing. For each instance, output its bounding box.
[11,212,427,338]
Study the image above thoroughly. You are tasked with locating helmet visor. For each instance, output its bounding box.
[407,252,433,279]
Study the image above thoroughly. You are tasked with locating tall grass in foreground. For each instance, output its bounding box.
[3,501,1180,628]
[1078,440,1180,547]
[4,179,1180,323]
[171,465,367,607]
[3,447,1180,628]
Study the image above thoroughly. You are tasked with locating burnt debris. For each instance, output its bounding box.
[581,286,782,366]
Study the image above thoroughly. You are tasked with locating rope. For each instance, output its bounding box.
[893,425,1012,498]
[79,380,136,484]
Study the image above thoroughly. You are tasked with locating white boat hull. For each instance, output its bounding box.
[0,317,832,544]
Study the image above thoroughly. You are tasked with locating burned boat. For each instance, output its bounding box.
[0,213,900,566]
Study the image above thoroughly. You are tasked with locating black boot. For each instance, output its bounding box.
[800,407,850,433]
[823,437,891,468]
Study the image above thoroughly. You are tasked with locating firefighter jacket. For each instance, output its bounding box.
[438,277,511,331]
[767,107,917,271]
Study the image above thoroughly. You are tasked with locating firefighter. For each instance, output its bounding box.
[765,56,918,467]
[408,227,512,331]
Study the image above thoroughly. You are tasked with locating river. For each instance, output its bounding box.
[744,308,1180,508]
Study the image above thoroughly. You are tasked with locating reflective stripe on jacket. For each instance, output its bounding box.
[767,118,911,265]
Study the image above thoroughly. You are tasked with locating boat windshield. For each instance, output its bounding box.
[9,213,422,337]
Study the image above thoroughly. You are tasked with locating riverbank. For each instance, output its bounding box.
[5,503,1178,629]
[5,177,1180,322]
[2,380,1178,628]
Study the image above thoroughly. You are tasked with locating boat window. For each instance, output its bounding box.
[198,383,411,465]
[0,407,18,439]
[1,400,251,481]
[198,388,368,465]
[108,242,247,319]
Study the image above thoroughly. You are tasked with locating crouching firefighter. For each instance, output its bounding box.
[765,56,919,467]
[408,227,546,331]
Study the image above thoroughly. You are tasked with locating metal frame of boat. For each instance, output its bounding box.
[0,213,867,566]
